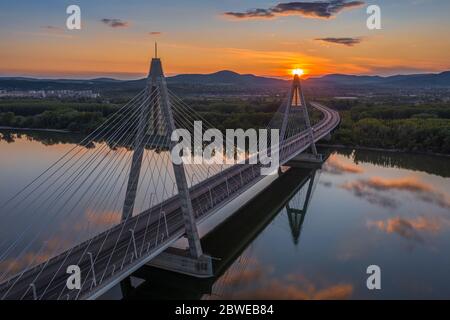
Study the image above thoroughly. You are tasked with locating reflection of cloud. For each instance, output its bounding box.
[212,259,353,300]
[0,252,51,275]
[229,280,353,300]
[224,0,364,20]
[315,37,362,47]
[220,265,265,287]
[0,236,70,277]
[366,177,432,192]
[367,177,449,209]
[324,155,364,174]
[341,181,398,208]
[0,210,124,278]
[74,210,121,231]
[341,176,450,209]
[320,181,333,187]
[417,193,450,210]
[87,210,121,226]
[368,216,446,244]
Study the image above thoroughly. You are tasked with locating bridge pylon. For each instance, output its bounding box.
[122,54,204,260]
[280,73,318,157]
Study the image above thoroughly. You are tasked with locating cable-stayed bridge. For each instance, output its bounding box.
[0,56,339,300]
[122,167,319,300]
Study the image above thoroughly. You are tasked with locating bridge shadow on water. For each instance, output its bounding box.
[104,158,326,300]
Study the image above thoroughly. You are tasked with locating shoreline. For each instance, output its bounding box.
[1,127,448,158]
[317,143,450,158]
[0,126,71,133]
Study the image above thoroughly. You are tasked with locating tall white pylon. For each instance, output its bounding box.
[280,73,318,155]
[122,53,203,259]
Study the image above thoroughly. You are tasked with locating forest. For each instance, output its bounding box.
[0,99,117,133]
[326,99,450,154]
[0,97,449,154]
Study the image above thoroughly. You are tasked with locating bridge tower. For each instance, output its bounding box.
[122,49,204,261]
[280,73,318,156]
[286,170,316,245]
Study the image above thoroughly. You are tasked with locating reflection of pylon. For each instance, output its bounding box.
[286,170,316,245]
[122,54,203,259]
[280,74,318,155]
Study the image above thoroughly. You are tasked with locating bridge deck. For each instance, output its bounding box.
[0,102,339,300]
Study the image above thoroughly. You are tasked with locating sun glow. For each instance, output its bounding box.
[292,68,304,76]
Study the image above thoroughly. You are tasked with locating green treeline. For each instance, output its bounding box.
[184,98,278,131]
[0,97,449,154]
[186,98,322,131]
[0,99,118,133]
[329,101,450,154]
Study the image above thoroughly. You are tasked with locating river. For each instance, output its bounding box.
[0,130,449,299]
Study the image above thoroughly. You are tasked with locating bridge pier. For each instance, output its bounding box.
[286,153,324,169]
[147,247,213,278]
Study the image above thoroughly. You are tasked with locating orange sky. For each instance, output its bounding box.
[0,1,449,79]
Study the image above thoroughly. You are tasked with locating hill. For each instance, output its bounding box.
[1,70,450,93]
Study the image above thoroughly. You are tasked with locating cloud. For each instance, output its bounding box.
[149,32,162,35]
[40,25,63,31]
[223,1,365,20]
[323,154,364,174]
[224,8,275,19]
[101,18,130,28]
[315,37,362,46]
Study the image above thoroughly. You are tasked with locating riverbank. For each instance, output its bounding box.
[1,127,449,158]
[0,126,71,133]
[317,143,450,158]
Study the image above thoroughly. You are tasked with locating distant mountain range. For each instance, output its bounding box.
[1,70,449,92]
[169,70,286,87]
[307,71,450,88]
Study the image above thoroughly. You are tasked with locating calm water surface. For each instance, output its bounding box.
[0,131,449,299]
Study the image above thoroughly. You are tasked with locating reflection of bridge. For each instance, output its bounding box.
[0,55,339,300]
[119,167,319,300]
[286,170,317,245]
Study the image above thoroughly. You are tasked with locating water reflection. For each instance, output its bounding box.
[1,131,450,299]
[334,147,450,178]
[0,130,85,146]
[0,130,235,281]
[108,149,450,300]
[112,167,320,300]
[285,171,316,246]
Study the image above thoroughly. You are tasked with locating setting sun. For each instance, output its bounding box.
[292,68,304,76]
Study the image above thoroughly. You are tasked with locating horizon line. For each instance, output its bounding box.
[0,69,448,82]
